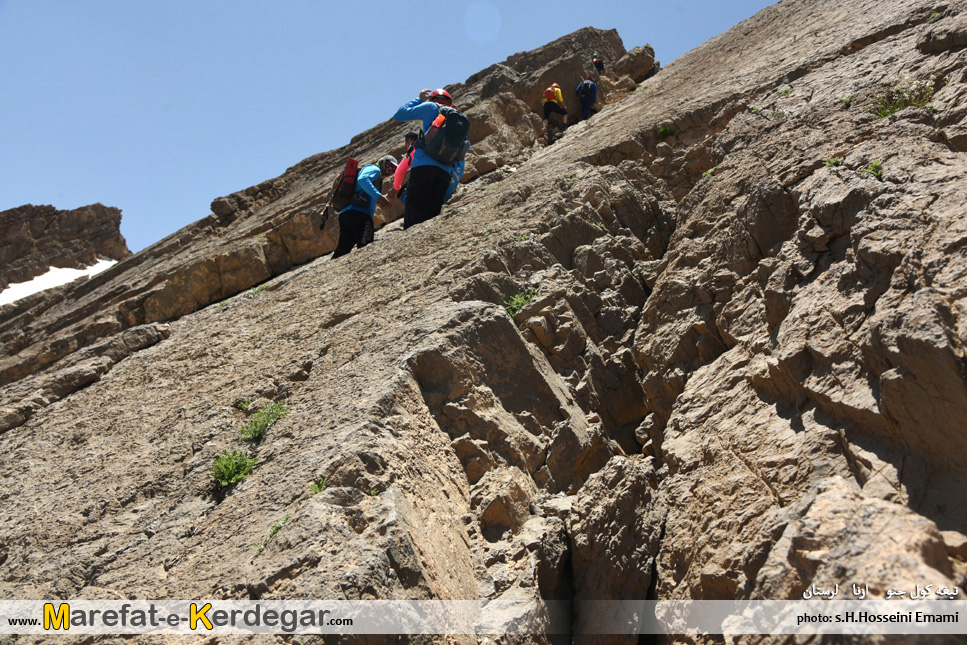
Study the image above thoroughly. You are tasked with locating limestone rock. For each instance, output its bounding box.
[0,203,131,291]
[2,2,967,642]
[613,45,658,83]
[568,456,665,638]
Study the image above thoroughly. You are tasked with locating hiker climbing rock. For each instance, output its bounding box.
[576,74,598,122]
[593,53,605,75]
[392,88,470,229]
[331,155,397,259]
[541,83,568,142]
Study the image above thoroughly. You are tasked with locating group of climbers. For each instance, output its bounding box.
[540,54,602,143]
[329,54,605,258]
[328,88,469,259]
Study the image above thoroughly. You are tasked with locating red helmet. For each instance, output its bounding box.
[429,88,452,105]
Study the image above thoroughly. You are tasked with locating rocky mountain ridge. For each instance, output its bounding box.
[0,203,131,292]
[2,1,967,642]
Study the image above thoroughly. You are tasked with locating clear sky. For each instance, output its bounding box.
[0,0,774,253]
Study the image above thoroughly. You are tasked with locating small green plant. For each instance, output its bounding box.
[249,284,267,296]
[870,75,935,118]
[370,488,380,497]
[825,157,844,167]
[504,288,538,318]
[928,11,940,22]
[702,167,715,178]
[239,401,288,444]
[309,476,328,496]
[483,231,492,238]
[516,234,530,242]
[656,125,674,139]
[212,450,260,491]
[842,95,855,108]
[751,105,762,114]
[780,88,792,97]
[596,220,607,230]
[252,514,291,554]
[860,160,884,181]
[772,109,787,120]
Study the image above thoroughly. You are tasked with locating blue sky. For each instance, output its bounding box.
[0,0,774,253]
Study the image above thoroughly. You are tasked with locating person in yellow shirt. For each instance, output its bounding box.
[541,83,568,131]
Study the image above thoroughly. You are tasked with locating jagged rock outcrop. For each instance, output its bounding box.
[2,2,967,643]
[0,203,131,291]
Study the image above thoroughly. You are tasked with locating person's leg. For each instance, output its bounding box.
[423,166,452,223]
[332,210,359,258]
[403,165,436,229]
[332,210,368,258]
[405,165,450,227]
[360,216,374,248]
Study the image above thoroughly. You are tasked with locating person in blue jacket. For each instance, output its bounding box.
[576,74,598,122]
[392,88,468,229]
[331,155,397,259]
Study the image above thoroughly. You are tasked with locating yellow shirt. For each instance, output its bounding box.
[542,87,564,105]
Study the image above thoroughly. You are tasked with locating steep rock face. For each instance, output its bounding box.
[0,27,639,436]
[1,2,967,643]
[0,203,131,291]
[621,0,967,604]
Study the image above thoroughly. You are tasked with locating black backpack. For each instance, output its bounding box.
[417,105,470,166]
[578,80,594,98]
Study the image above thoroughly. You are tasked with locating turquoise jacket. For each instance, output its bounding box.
[338,164,382,217]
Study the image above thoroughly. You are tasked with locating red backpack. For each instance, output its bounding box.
[544,87,556,102]
[329,157,359,211]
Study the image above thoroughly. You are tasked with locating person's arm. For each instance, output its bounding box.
[393,153,412,192]
[591,84,598,104]
[355,165,383,202]
[554,87,565,106]
[393,91,436,122]
[393,98,423,121]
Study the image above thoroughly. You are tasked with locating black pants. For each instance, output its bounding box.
[543,101,566,120]
[332,209,374,259]
[403,165,451,229]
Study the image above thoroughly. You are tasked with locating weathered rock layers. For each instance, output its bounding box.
[1,2,967,643]
[0,203,131,291]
